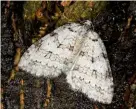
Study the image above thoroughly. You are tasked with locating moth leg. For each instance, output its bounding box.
[44,79,52,108]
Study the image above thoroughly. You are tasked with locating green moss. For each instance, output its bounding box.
[23,1,42,20]
[56,1,107,27]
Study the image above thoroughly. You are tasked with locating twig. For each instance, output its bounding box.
[8,48,21,82]
[94,104,99,109]
[0,88,4,109]
[43,79,52,108]
[11,12,17,33]
[8,11,22,83]
[8,69,15,83]
[118,16,133,42]
[4,1,10,16]
[14,48,21,66]
[20,79,24,109]
[124,73,136,105]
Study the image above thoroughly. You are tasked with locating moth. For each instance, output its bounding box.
[18,20,114,104]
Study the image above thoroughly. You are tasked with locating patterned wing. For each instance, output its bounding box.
[66,31,114,104]
[18,23,87,78]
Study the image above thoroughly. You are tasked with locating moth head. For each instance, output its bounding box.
[83,20,92,26]
[80,20,94,31]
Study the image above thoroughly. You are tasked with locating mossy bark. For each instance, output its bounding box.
[56,1,107,26]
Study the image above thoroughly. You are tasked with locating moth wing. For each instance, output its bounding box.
[66,31,114,104]
[18,23,84,77]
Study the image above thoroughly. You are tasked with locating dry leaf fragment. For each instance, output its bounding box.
[36,8,44,19]
[61,1,72,7]
[89,1,95,8]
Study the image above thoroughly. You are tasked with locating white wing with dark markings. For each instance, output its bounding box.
[66,31,113,104]
[18,21,114,104]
